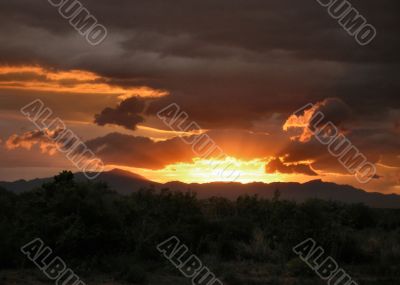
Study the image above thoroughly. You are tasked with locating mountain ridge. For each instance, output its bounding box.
[1,169,399,208]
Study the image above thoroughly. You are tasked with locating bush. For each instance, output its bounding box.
[286,258,313,277]
[2,171,400,282]
[223,271,241,285]
[119,265,148,284]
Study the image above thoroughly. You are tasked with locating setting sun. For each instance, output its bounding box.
[107,157,295,184]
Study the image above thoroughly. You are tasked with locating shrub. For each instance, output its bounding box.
[119,265,148,284]
[286,258,313,277]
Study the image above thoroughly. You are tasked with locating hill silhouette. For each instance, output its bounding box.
[1,169,399,208]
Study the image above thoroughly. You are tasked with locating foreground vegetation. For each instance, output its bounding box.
[1,171,400,284]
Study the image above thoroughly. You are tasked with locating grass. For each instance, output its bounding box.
[1,266,399,285]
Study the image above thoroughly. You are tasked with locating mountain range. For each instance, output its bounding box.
[1,169,399,208]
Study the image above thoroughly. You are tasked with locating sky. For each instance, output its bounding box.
[0,0,399,194]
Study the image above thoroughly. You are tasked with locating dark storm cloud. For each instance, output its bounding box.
[0,0,399,125]
[84,132,194,169]
[95,97,146,130]
[0,0,399,179]
[279,128,400,175]
[5,128,284,170]
[311,98,352,128]
[265,158,318,176]
[273,97,400,177]
[1,0,399,62]
[284,97,353,142]
[83,130,287,169]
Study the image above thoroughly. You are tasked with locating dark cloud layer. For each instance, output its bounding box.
[0,0,399,128]
[95,97,145,130]
[266,158,318,176]
[1,0,399,62]
[85,132,193,169]
[281,98,400,175]
[0,0,399,190]
[83,130,287,169]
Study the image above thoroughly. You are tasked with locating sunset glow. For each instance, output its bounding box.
[0,2,398,195]
[0,65,169,99]
[108,157,295,184]
[1,2,400,284]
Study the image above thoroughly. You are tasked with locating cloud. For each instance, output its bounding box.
[85,132,193,169]
[0,65,168,99]
[265,157,318,176]
[0,1,398,130]
[5,129,63,155]
[94,97,146,130]
[5,127,101,159]
[283,98,352,142]
[0,0,399,192]
[4,128,287,170]
[273,98,400,177]
[84,130,287,169]
[0,0,398,63]
[277,127,400,176]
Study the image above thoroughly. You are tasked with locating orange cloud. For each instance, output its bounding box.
[283,98,351,142]
[283,103,320,142]
[0,65,169,99]
[5,129,61,155]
